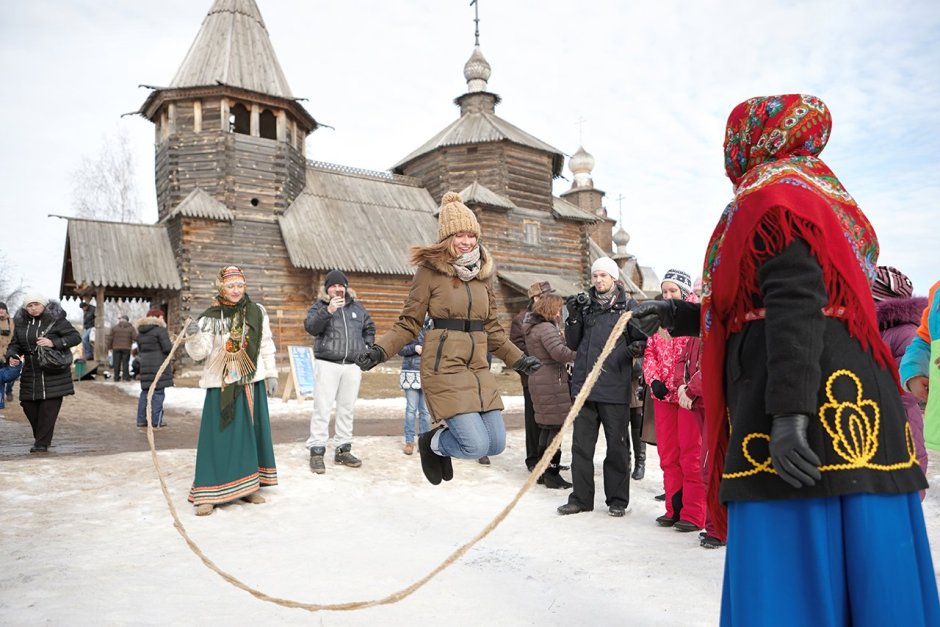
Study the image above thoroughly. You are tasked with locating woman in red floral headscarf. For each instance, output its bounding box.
[632,95,938,626]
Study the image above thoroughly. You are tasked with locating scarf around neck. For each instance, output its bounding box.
[699,94,895,540]
[198,293,263,430]
[452,246,482,282]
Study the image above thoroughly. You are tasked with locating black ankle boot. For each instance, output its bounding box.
[632,460,645,480]
[541,465,573,490]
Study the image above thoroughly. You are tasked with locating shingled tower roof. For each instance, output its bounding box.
[169,0,294,98]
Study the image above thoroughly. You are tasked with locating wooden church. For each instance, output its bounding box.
[59,0,658,368]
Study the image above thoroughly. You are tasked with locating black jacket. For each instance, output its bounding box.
[79,302,95,328]
[565,283,642,404]
[670,239,926,503]
[304,290,375,364]
[135,317,174,390]
[6,301,81,401]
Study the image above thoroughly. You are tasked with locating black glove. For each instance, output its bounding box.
[354,345,387,372]
[564,296,583,322]
[650,379,668,400]
[627,339,647,359]
[512,355,542,376]
[769,413,822,488]
[630,300,675,337]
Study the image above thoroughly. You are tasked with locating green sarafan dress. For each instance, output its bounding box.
[186,295,278,506]
[188,382,278,505]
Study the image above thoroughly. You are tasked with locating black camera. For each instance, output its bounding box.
[574,292,590,306]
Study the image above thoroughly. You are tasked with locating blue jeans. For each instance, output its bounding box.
[82,328,93,360]
[136,389,166,427]
[433,410,505,459]
[403,388,431,443]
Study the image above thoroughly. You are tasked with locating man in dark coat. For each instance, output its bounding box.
[79,296,95,360]
[108,315,137,382]
[557,257,644,518]
[304,270,375,473]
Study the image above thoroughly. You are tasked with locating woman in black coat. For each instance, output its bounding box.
[5,294,81,452]
[135,308,174,427]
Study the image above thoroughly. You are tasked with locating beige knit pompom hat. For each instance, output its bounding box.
[437,191,481,241]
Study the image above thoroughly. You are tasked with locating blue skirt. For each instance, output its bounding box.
[721,493,940,627]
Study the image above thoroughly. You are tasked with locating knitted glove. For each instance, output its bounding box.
[265,377,278,397]
[650,379,668,400]
[185,321,200,336]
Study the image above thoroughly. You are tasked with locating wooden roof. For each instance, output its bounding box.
[552,196,600,222]
[459,181,518,212]
[392,112,565,176]
[497,270,585,298]
[169,0,294,99]
[60,218,181,297]
[161,188,234,222]
[279,162,439,275]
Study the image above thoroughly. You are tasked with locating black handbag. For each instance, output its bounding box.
[35,322,73,372]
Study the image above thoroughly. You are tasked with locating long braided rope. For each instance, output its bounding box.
[144,311,633,612]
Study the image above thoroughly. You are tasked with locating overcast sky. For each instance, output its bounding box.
[1,0,938,308]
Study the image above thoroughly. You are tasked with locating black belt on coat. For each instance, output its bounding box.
[432,319,485,332]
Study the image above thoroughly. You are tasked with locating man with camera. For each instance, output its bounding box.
[557,257,646,518]
[304,270,375,474]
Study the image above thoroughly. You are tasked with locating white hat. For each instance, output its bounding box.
[591,257,620,278]
[22,293,48,307]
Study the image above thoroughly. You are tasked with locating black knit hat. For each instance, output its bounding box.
[324,270,348,289]
[0,302,6,311]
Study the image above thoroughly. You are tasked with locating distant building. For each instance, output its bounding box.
[59,0,658,369]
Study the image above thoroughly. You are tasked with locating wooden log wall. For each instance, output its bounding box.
[155,97,306,222]
[172,216,316,372]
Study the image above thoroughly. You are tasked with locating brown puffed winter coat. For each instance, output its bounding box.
[522,313,575,427]
[375,245,523,423]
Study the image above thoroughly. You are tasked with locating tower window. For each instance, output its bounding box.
[523,221,540,245]
[259,109,277,140]
[229,103,250,135]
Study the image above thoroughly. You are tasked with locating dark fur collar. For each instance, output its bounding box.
[14,300,66,325]
[412,244,495,280]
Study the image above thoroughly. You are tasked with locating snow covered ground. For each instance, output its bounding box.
[2,387,939,625]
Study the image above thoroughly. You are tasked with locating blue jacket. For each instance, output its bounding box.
[399,319,431,371]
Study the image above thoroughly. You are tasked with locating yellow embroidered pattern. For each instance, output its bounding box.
[723,369,918,479]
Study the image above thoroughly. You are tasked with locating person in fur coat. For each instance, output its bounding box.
[135,308,174,428]
[356,192,541,485]
[4,294,81,452]
[872,266,928,482]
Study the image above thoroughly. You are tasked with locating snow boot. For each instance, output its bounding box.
[541,464,573,490]
[334,443,362,468]
[309,446,326,474]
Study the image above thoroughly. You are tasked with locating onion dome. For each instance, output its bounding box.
[464,45,492,93]
[569,145,595,188]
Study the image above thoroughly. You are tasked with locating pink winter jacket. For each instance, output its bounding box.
[642,292,699,404]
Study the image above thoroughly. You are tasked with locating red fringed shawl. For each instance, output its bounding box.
[700,95,896,540]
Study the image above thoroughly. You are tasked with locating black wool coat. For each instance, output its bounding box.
[671,239,926,503]
[5,301,81,401]
[135,317,174,390]
[565,282,643,405]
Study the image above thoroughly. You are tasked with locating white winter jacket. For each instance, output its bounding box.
[184,305,277,389]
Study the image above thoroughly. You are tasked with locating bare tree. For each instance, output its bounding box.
[69,126,148,329]
[70,126,143,223]
[0,251,26,307]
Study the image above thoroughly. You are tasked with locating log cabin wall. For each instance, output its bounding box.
[170,215,316,372]
[154,96,306,222]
